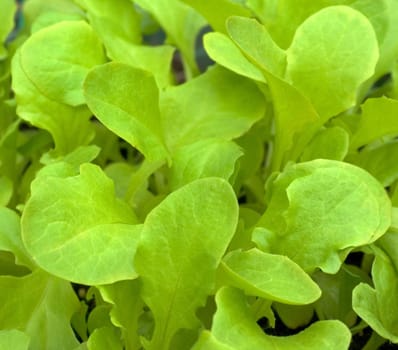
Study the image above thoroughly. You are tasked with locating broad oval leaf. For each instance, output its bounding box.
[21,163,140,285]
[135,178,239,350]
[226,16,287,78]
[256,159,391,273]
[353,245,398,343]
[204,32,266,82]
[19,20,106,106]
[84,62,170,162]
[12,50,95,155]
[300,126,349,162]
[168,138,243,190]
[286,6,379,119]
[192,287,351,350]
[0,270,80,350]
[161,65,266,150]
[350,97,398,150]
[221,248,321,304]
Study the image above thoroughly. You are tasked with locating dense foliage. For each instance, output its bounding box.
[1,0,398,349]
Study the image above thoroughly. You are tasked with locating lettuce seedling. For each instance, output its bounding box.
[1,0,398,349]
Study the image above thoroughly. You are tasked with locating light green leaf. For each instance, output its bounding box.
[264,72,321,172]
[30,11,85,33]
[193,287,351,350]
[0,270,80,350]
[192,331,234,350]
[135,178,239,350]
[204,32,266,82]
[135,0,206,78]
[350,97,398,150]
[161,66,266,150]
[105,40,174,89]
[98,280,143,350]
[76,0,141,45]
[40,144,101,169]
[352,0,398,90]
[19,21,106,106]
[300,126,349,162]
[0,207,34,269]
[245,0,338,49]
[12,50,95,155]
[256,159,391,273]
[0,330,30,350]
[286,6,379,118]
[84,62,170,162]
[313,264,370,327]
[169,138,243,190]
[0,0,17,59]
[75,0,174,87]
[220,248,321,304]
[87,305,113,334]
[226,16,287,78]
[350,140,398,187]
[180,0,251,33]
[353,245,398,343]
[273,303,314,329]
[87,327,122,350]
[23,0,85,31]
[21,162,141,285]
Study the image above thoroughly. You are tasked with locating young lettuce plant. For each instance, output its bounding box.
[0,0,398,349]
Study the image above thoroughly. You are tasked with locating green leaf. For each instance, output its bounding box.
[135,178,239,350]
[226,16,287,78]
[300,126,349,162]
[19,21,106,106]
[21,163,141,285]
[245,0,336,49]
[264,71,321,172]
[350,140,398,187]
[12,50,95,155]
[180,0,251,33]
[161,66,266,150]
[0,330,30,350]
[313,264,371,327]
[220,248,321,304]
[104,41,175,89]
[75,0,174,87]
[352,0,398,89]
[256,159,391,273]
[76,0,141,45]
[84,62,170,162]
[0,0,17,59]
[168,138,243,190]
[23,0,85,32]
[353,244,398,343]
[30,11,85,33]
[98,280,143,350]
[204,32,266,82]
[0,207,34,269]
[286,6,379,118]
[193,287,351,350]
[273,303,314,329]
[350,97,398,150]
[135,0,206,78]
[87,327,123,350]
[0,270,80,350]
